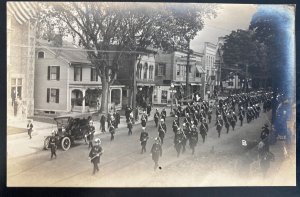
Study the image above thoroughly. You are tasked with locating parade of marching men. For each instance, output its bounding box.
[7,2,295,188]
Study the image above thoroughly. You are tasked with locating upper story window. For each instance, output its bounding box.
[149,65,154,80]
[155,63,166,76]
[91,68,98,81]
[38,51,45,59]
[143,63,148,79]
[74,67,82,81]
[137,63,142,79]
[47,66,60,80]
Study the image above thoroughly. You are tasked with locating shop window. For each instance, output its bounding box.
[161,90,168,103]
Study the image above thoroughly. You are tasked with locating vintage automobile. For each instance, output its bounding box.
[44,113,94,151]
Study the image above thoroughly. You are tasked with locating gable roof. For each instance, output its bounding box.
[36,39,91,64]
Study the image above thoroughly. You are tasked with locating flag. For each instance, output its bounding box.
[7,2,38,25]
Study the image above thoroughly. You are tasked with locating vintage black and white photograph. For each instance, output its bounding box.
[7,2,296,187]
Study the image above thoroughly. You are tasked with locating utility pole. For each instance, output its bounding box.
[186,39,191,99]
[245,64,248,93]
[132,56,137,109]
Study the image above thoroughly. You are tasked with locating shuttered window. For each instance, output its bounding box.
[47,66,60,80]
[47,88,59,103]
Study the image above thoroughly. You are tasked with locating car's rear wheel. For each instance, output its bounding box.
[61,137,71,151]
[44,136,51,150]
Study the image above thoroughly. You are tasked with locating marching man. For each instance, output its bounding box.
[141,111,148,130]
[89,138,103,175]
[140,128,149,154]
[151,137,162,170]
[158,119,167,144]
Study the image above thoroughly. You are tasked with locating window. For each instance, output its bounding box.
[47,66,60,80]
[11,78,22,99]
[149,65,154,80]
[74,67,82,81]
[137,63,142,79]
[196,73,201,78]
[161,90,168,103]
[91,68,98,81]
[143,63,148,79]
[177,65,180,75]
[228,82,233,86]
[47,88,59,103]
[122,89,127,97]
[156,63,166,76]
[38,51,45,59]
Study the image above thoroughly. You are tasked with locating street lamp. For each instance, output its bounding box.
[170,83,175,115]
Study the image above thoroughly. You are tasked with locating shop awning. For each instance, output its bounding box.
[196,65,205,73]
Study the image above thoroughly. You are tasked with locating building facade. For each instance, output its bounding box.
[7,2,37,120]
[117,53,156,108]
[153,50,205,105]
[34,40,124,115]
[203,42,217,98]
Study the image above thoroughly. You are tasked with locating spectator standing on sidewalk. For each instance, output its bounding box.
[27,120,33,139]
[49,130,57,159]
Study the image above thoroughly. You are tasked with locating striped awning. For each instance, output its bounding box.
[7,2,38,25]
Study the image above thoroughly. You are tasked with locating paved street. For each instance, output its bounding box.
[7,108,295,187]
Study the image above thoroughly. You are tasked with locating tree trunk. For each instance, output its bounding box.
[100,76,109,115]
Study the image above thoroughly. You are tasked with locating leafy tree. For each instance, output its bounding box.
[37,2,217,113]
[222,29,268,90]
[249,5,295,94]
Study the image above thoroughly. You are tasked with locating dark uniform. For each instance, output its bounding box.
[174,129,184,157]
[127,118,133,135]
[146,104,152,116]
[49,133,57,159]
[216,117,223,138]
[151,139,162,170]
[141,113,148,129]
[89,141,103,175]
[109,125,115,141]
[189,127,198,154]
[87,124,95,149]
[27,121,33,139]
[100,114,106,132]
[239,111,244,126]
[161,109,166,122]
[208,110,212,123]
[154,110,160,127]
[172,118,179,133]
[224,117,230,134]
[140,130,149,154]
[230,113,237,131]
[158,121,167,144]
[114,111,120,128]
[199,122,208,142]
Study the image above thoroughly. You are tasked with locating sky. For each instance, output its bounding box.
[190,4,258,52]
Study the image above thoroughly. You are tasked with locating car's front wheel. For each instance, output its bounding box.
[44,136,51,150]
[61,136,71,151]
